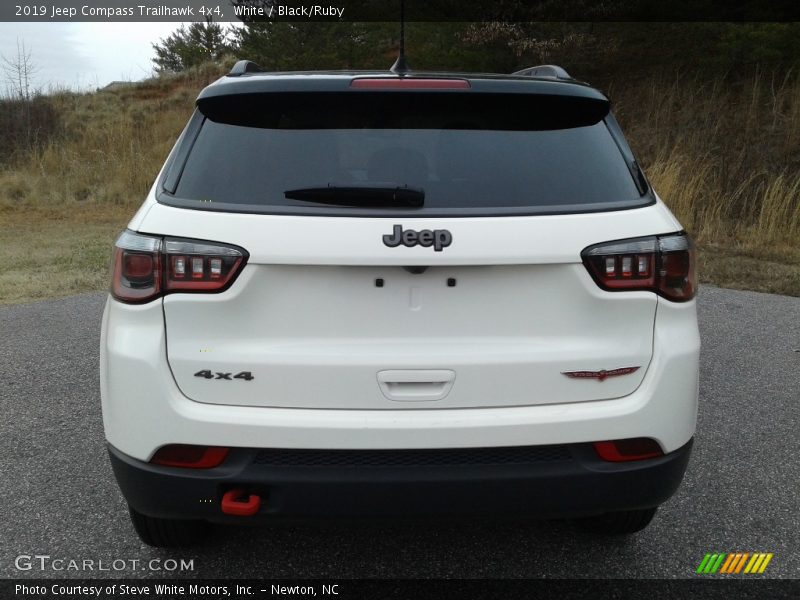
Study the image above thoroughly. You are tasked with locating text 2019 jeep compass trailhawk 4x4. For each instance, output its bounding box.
[101,61,699,547]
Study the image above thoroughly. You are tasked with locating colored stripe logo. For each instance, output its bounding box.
[696,552,773,574]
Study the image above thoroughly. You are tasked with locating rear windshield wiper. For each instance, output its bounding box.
[284,184,424,208]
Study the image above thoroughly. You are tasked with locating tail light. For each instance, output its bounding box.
[111,231,247,304]
[593,438,664,462]
[150,444,230,468]
[111,231,162,303]
[582,232,696,301]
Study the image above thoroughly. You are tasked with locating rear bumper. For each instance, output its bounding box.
[109,439,692,522]
[100,295,699,460]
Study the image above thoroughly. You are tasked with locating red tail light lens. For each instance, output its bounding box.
[350,78,470,89]
[163,239,245,292]
[111,231,162,303]
[150,444,229,469]
[593,438,664,462]
[582,233,696,301]
[111,231,247,304]
[657,234,697,301]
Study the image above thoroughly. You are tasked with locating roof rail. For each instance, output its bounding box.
[512,65,572,80]
[228,60,264,77]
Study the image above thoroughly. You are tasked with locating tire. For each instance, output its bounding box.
[574,507,658,535]
[128,506,209,548]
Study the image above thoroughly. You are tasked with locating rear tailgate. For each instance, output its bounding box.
[143,205,680,409]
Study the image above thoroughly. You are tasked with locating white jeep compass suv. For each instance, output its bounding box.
[100,61,699,547]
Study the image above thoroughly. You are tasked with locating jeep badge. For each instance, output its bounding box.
[382,225,453,252]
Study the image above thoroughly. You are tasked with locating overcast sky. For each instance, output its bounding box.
[0,23,185,92]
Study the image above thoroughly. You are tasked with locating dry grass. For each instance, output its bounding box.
[0,63,228,305]
[0,68,220,211]
[0,204,131,305]
[698,244,800,297]
[612,69,800,261]
[0,64,798,304]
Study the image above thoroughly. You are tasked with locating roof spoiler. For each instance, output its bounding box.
[512,65,572,81]
[228,60,264,77]
[198,91,610,131]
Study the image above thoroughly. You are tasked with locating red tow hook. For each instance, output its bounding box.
[221,488,261,516]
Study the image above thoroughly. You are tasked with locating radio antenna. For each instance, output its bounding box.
[390,0,410,74]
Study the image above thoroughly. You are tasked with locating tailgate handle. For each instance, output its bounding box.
[377,370,455,402]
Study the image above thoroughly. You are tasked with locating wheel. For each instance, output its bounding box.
[574,507,658,535]
[128,506,209,548]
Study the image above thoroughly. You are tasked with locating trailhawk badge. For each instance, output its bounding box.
[383,225,453,252]
[562,366,641,381]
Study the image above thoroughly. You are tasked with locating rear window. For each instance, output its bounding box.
[164,92,649,216]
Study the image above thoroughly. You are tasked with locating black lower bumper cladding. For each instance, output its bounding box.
[108,439,693,522]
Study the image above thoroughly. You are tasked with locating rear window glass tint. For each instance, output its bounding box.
[169,93,646,216]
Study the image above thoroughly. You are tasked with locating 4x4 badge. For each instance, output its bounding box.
[383,224,452,252]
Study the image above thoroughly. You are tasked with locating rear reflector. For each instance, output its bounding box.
[593,438,664,462]
[111,231,247,303]
[350,78,470,89]
[150,445,230,469]
[582,232,697,301]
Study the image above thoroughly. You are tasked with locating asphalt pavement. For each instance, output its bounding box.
[0,286,798,579]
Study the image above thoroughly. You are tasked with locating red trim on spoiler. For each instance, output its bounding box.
[350,78,471,89]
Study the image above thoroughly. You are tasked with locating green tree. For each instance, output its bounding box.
[718,23,800,69]
[231,21,517,73]
[152,19,231,73]
[233,22,396,71]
